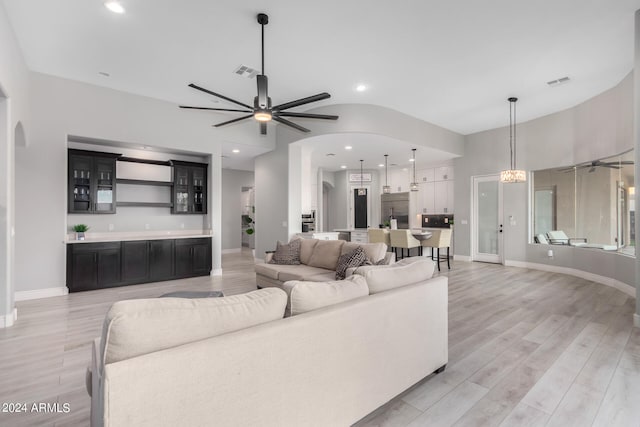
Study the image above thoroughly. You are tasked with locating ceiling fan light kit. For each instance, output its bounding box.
[500,97,527,183]
[180,13,338,135]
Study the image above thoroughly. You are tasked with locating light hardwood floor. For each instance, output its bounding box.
[0,250,638,426]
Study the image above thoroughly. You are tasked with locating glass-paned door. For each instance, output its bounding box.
[473,175,503,263]
[69,155,93,213]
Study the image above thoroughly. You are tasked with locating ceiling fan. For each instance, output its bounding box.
[558,159,634,173]
[179,13,339,135]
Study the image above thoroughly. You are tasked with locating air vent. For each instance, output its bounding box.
[547,76,570,87]
[234,65,259,79]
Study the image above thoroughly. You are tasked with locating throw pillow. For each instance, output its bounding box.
[335,246,368,280]
[288,275,369,316]
[269,239,301,265]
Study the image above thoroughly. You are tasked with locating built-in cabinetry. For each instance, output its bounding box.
[68,149,120,214]
[384,165,454,214]
[66,237,212,292]
[172,161,207,214]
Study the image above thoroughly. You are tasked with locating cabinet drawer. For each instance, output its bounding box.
[175,237,210,246]
[71,242,121,252]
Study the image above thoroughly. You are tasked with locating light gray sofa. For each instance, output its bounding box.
[255,238,394,289]
[88,259,447,427]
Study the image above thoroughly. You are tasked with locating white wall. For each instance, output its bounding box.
[14,71,271,293]
[0,2,30,327]
[454,73,635,290]
[221,169,254,251]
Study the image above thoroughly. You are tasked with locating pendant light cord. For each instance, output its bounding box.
[261,22,265,75]
[384,155,389,186]
[509,97,518,170]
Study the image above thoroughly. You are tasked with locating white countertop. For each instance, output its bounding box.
[66,230,212,244]
[332,229,369,232]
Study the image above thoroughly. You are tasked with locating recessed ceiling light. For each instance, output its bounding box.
[104,1,125,14]
[345,146,352,150]
[355,84,367,92]
[232,149,240,153]
[378,164,384,167]
[402,168,408,171]
[340,165,347,169]
[409,158,415,162]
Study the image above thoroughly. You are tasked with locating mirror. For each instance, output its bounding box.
[532,150,635,256]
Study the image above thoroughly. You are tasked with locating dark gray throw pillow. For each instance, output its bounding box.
[269,239,301,265]
[335,246,368,280]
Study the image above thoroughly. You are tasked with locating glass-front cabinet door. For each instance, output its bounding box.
[171,161,207,215]
[68,150,118,214]
[173,166,191,213]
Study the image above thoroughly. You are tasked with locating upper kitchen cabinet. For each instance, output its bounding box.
[171,161,207,214]
[68,149,120,214]
[435,166,454,181]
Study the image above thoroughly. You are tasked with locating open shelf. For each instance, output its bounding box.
[116,179,173,187]
[116,202,174,208]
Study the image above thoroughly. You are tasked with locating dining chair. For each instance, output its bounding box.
[389,230,421,259]
[367,228,390,250]
[421,229,452,270]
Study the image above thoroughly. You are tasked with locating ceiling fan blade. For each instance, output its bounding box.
[600,165,621,169]
[277,112,339,120]
[213,114,254,127]
[179,106,253,113]
[257,75,268,109]
[188,83,253,110]
[272,116,310,133]
[272,93,331,111]
[260,122,267,135]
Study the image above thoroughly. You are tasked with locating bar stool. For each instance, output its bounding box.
[421,229,452,271]
[390,230,421,259]
[367,228,390,251]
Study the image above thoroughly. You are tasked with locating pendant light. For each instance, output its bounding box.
[383,154,391,194]
[500,97,527,183]
[358,160,366,196]
[410,148,419,191]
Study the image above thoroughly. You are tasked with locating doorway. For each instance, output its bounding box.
[241,187,255,249]
[349,185,371,229]
[472,175,503,263]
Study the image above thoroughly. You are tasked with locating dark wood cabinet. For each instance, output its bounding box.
[175,238,212,277]
[68,149,120,214]
[66,237,211,292]
[66,242,122,292]
[149,239,174,281]
[122,241,149,282]
[171,161,207,214]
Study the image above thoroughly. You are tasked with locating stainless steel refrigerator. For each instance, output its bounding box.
[381,192,418,229]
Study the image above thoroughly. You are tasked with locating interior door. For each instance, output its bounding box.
[473,175,503,263]
[354,188,368,229]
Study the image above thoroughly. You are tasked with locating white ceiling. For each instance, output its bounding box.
[4,0,640,169]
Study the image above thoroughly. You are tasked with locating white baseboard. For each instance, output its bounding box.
[211,268,223,276]
[453,255,472,262]
[634,314,640,328]
[504,260,636,298]
[0,308,17,328]
[222,248,241,254]
[15,287,69,302]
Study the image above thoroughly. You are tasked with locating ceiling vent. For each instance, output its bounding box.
[234,65,259,79]
[547,76,570,87]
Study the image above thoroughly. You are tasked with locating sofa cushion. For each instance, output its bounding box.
[307,239,345,270]
[269,239,301,265]
[306,272,337,282]
[335,247,368,280]
[278,265,335,282]
[365,259,436,294]
[341,242,387,263]
[101,288,287,365]
[254,263,282,280]
[288,275,369,316]
[298,238,318,265]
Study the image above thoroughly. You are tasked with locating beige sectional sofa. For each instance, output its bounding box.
[254,237,394,288]
[88,259,447,427]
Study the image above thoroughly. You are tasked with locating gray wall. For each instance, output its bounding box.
[0,2,30,324]
[221,169,254,250]
[454,73,635,288]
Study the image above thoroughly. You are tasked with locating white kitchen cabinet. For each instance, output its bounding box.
[388,168,410,193]
[350,230,369,243]
[418,168,435,183]
[435,166,454,181]
[418,182,436,214]
[433,181,454,213]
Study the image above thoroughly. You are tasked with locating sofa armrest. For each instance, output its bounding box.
[383,252,396,265]
[90,337,103,427]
